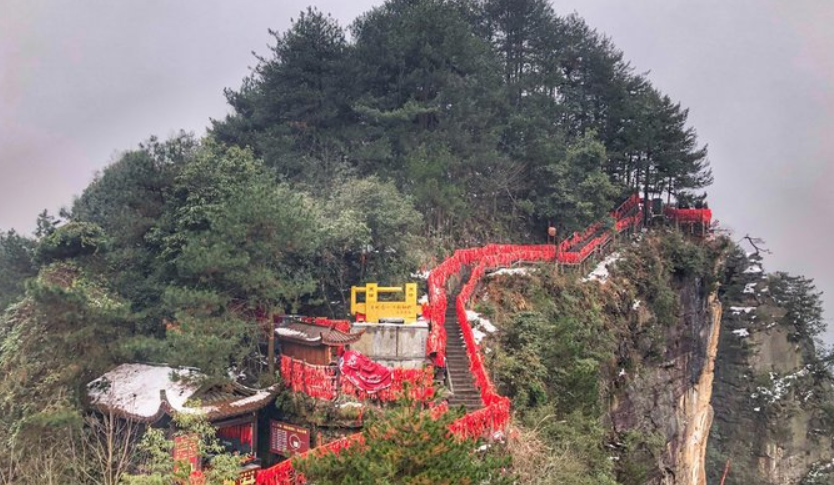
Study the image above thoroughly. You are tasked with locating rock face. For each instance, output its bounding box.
[608,273,722,485]
[675,292,722,485]
[706,252,834,485]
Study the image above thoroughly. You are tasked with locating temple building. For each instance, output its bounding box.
[275,319,365,366]
[87,363,281,477]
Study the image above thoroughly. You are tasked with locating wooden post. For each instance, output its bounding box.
[719,458,731,485]
[267,314,276,379]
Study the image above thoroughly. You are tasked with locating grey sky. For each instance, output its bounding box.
[1,1,832,343]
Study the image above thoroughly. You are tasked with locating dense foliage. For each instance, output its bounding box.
[0,1,719,484]
[213,0,711,241]
[295,406,511,485]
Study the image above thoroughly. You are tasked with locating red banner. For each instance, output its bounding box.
[173,434,200,474]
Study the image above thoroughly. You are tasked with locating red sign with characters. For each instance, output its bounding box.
[269,421,310,456]
[236,467,259,485]
[173,434,200,473]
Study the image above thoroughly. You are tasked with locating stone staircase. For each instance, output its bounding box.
[444,283,482,411]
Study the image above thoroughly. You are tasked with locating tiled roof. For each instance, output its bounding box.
[275,321,365,347]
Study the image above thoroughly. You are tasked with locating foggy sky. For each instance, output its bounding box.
[1,1,833,343]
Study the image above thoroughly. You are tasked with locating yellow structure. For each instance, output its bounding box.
[350,283,421,324]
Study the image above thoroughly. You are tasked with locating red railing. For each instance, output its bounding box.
[257,195,644,485]
[664,207,712,224]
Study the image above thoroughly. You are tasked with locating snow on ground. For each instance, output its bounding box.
[410,270,430,280]
[466,310,497,344]
[472,328,487,345]
[488,267,532,277]
[582,252,622,283]
[743,282,757,294]
[732,328,750,338]
[729,306,756,315]
[419,294,429,305]
[480,319,497,333]
[806,459,834,481]
[632,300,641,311]
[87,363,202,419]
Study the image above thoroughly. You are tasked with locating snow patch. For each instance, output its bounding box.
[732,328,750,338]
[743,282,757,294]
[583,252,622,283]
[631,300,641,311]
[229,390,274,408]
[488,267,532,277]
[744,264,763,274]
[751,366,811,404]
[465,310,497,344]
[88,363,201,419]
[410,271,430,280]
[729,306,756,315]
[276,327,319,342]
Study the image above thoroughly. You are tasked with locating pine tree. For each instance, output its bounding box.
[296,405,512,484]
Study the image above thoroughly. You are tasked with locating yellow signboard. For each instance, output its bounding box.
[350,283,421,324]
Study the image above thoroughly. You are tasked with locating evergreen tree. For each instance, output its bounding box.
[296,405,512,484]
[0,229,37,312]
[213,8,355,185]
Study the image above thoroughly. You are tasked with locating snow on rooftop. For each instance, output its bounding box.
[87,363,201,419]
[582,252,621,283]
[275,327,319,342]
[229,389,274,408]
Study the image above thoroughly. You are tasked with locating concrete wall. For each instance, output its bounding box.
[351,321,429,369]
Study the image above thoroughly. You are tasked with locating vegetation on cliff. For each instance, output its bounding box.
[708,246,834,485]
[475,232,726,484]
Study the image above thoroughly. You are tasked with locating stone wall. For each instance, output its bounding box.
[351,321,429,369]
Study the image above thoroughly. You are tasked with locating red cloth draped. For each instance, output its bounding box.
[298,316,351,333]
[339,350,393,393]
[280,355,338,400]
[664,207,712,224]
[217,424,253,447]
[280,354,434,404]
